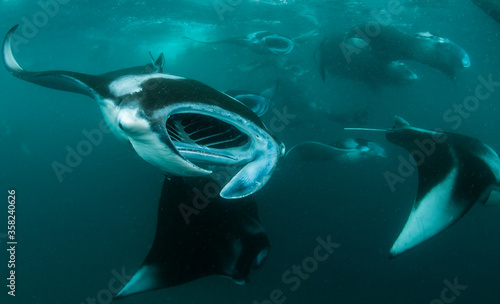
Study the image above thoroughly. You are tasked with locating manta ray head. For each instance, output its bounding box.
[262,35,296,55]
[414,32,470,77]
[105,75,285,199]
[249,31,296,55]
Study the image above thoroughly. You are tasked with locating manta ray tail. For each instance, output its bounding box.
[2,25,100,98]
[292,28,319,43]
[182,36,213,44]
[182,36,238,45]
[285,141,343,163]
[344,127,387,132]
[344,116,410,132]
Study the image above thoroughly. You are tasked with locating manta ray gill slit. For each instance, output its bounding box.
[166,113,250,149]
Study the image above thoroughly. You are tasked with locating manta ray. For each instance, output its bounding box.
[184,31,297,55]
[184,29,318,56]
[3,25,285,199]
[315,33,418,86]
[224,81,279,117]
[347,116,500,257]
[285,138,386,164]
[345,23,470,78]
[473,0,500,25]
[114,175,270,299]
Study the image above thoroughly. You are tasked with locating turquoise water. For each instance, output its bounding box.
[1,0,500,303]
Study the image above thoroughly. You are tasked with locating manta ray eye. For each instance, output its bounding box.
[166,113,249,149]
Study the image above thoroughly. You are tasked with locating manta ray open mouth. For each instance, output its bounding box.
[163,111,280,198]
[166,113,250,150]
[265,37,290,49]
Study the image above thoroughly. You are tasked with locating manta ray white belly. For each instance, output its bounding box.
[390,167,459,256]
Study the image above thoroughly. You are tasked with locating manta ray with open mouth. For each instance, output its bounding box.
[3,25,285,199]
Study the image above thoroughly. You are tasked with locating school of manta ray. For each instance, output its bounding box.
[3,18,500,299]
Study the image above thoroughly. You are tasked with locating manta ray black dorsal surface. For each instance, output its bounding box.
[345,23,470,78]
[385,116,500,257]
[115,176,270,299]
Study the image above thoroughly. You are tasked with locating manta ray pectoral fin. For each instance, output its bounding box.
[3,25,99,98]
[389,167,462,258]
[2,25,22,74]
[220,154,278,199]
[114,265,161,299]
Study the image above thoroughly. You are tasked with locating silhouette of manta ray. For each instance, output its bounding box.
[115,176,270,299]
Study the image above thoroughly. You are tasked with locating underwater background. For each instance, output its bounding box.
[1,0,500,303]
